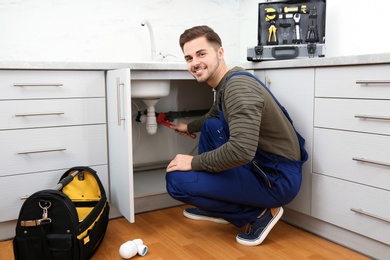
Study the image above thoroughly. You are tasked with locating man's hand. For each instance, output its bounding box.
[166,154,194,172]
[171,122,188,132]
[170,122,191,137]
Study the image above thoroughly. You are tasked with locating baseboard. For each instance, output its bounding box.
[134,192,183,214]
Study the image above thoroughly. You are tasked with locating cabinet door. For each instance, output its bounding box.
[106,69,134,223]
[255,68,314,215]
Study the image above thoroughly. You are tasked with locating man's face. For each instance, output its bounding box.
[182,36,222,85]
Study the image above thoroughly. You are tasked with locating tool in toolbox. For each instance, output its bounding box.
[292,13,303,44]
[265,7,277,22]
[247,0,326,61]
[157,113,196,139]
[306,7,319,43]
[265,7,278,45]
[267,23,278,45]
[283,5,307,14]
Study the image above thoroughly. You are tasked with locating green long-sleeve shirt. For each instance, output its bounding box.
[189,67,300,172]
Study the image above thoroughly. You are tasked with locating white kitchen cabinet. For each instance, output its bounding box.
[254,68,314,215]
[253,63,390,258]
[311,64,390,258]
[106,69,212,223]
[0,70,108,240]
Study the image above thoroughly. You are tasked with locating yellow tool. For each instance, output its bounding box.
[267,24,277,44]
[265,7,277,22]
[284,5,307,14]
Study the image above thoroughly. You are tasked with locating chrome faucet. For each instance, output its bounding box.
[141,20,158,61]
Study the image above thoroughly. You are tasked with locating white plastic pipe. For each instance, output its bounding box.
[142,99,159,135]
[119,239,148,259]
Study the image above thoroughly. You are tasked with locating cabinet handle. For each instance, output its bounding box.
[13,83,64,87]
[350,208,390,223]
[116,77,125,126]
[356,80,390,85]
[265,76,271,87]
[15,112,65,117]
[354,114,390,121]
[17,147,66,155]
[352,157,390,168]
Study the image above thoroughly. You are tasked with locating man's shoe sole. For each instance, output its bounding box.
[183,209,229,224]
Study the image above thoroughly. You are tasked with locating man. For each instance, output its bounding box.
[166,25,307,246]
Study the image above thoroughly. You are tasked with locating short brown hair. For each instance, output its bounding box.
[179,25,222,50]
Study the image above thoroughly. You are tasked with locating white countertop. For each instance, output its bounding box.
[0,61,189,71]
[1,53,389,71]
[242,52,390,70]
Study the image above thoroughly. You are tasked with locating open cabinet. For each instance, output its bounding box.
[106,69,134,222]
[106,68,212,223]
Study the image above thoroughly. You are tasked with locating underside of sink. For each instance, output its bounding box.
[131,80,170,99]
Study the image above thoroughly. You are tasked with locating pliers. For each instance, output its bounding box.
[157,113,196,139]
[268,24,277,43]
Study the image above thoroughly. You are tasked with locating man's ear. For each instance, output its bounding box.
[218,47,225,60]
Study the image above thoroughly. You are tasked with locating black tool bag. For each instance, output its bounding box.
[13,166,110,260]
[247,0,326,61]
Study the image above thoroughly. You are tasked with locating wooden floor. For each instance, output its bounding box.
[1,205,370,260]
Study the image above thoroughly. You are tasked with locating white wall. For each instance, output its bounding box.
[0,0,240,63]
[0,0,389,64]
[324,0,390,57]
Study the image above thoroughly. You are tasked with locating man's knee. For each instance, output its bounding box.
[166,171,198,201]
[166,171,187,200]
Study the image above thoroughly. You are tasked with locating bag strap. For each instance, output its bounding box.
[39,221,54,260]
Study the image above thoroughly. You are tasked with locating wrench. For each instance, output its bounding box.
[157,113,196,139]
[293,13,302,44]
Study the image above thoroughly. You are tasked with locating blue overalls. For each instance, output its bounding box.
[166,72,308,228]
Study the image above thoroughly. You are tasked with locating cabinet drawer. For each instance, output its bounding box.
[315,65,390,99]
[313,128,390,190]
[312,174,390,245]
[0,125,107,177]
[0,165,108,222]
[314,98,390,135]
[0,70,105,100]
[0,98,106,130]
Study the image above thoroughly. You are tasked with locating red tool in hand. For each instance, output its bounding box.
[157,113,196,139]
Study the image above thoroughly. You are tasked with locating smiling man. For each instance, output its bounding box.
[165,25,308,246]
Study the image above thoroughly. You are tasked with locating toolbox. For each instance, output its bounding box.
[247,0,326,61]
